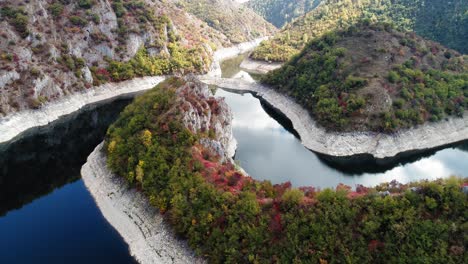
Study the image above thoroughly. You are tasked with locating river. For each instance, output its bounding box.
[217,54,468,188]
[0,54,466,263]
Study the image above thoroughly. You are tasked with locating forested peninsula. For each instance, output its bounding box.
[89,76,468,263]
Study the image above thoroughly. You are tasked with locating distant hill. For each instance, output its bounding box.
[171,0,277,44]
[251,0,468,62]
[246,0,322,28]
[262,23,468,132]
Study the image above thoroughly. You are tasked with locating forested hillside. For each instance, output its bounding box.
[252,0,468,62]
[262,23,468,132]
[106,77,468,263]
[0,0,274,116]
[171,0,277,44]
[247,0,322,27]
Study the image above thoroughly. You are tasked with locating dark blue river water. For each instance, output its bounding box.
[0,99,136,263]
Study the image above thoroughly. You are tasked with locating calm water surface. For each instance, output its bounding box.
[215,88,468,188]
[0,99,136,263]
[217,55,468,188]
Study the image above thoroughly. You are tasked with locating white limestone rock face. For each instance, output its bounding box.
[97,0,119,38]
[0,76,165,144]
[82,67,94,84]
[126,34,144,59]
[33,75,63,98]
[0,71,20,89]
[239,57,282,75]
[178,77,236,161]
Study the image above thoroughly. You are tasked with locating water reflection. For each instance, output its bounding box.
[0,98,136,263]
[0,98,132,215]
[215,88,468,189]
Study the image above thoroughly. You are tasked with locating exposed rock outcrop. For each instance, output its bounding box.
[0,76,165,144]
[239,57,282,74]
[0,0,274,116]
[178,77,237,161]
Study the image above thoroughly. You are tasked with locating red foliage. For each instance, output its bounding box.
[258,198,273,205]
[336,183,351,192]
[454,96,464,105]
[299,186,316,198]
[368,240,384,252]
[360,57,371,64]
[269,213,283,234]
[301,197,316,205]
[274,182,292,196]
[347,192,365,199]
[355,184,369,194]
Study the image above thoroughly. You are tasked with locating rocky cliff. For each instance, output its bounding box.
[177,76,237,161]
[0,38,263,144]
[0,0,272,116]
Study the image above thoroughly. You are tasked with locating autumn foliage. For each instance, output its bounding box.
[106,77,467,263]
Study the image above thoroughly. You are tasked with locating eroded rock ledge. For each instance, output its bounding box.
[81,143,204,264]
[200,77,468,159]
[0,76,165,144]
[239,57,283,75]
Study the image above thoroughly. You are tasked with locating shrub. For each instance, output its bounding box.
[1,7,30,38]
[48,3,64,17]
[69,15,88,27]
[78,0,94,9]
[388,70,399,83]
[112,1,126,18]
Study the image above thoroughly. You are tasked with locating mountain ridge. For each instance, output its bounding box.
[261,22,468,132]
[251,0,468,62]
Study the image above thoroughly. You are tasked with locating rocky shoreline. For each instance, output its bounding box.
[239,57,282,74]
[0,38,267,145]
[200,77,468,160]
[205,38,269,78]
[0,76,165,144]
[81,143,204,264]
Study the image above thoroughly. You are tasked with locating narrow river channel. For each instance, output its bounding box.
[217,54,468,188]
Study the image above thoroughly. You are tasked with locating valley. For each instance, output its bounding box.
[0,0,467,263]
